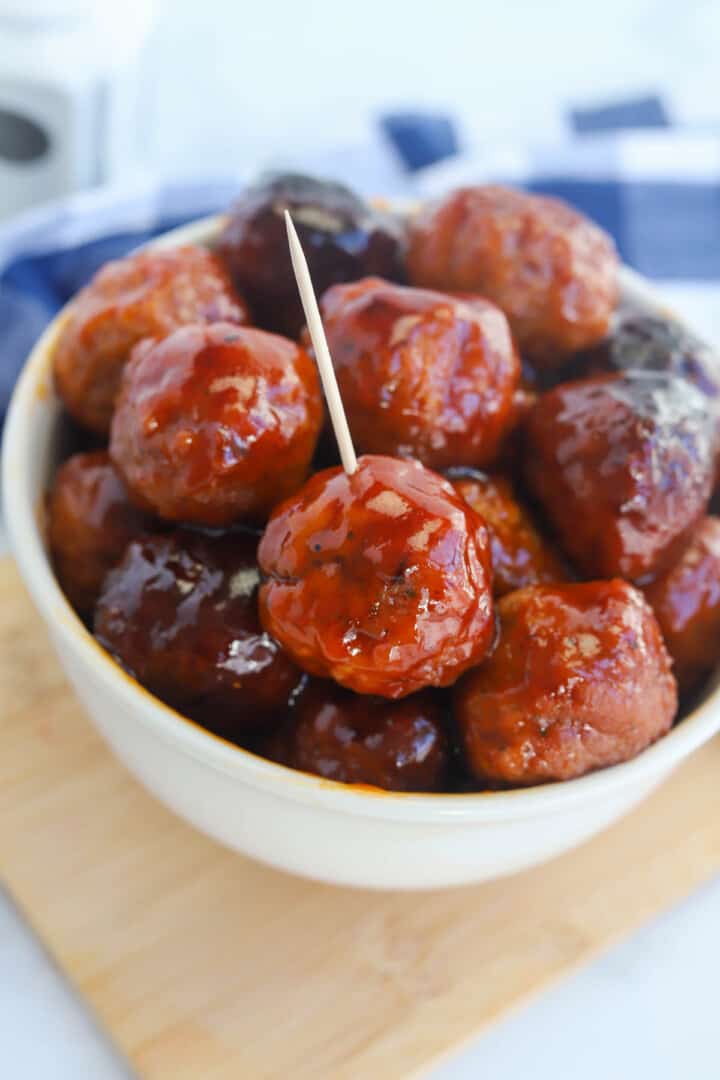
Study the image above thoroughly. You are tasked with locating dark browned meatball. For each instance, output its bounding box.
[524,372,718,583]
[265,681,448,791]
[48,450,150,615]
[94,530,301,721]
[110,323,323,526]
[217,173,406,337]
[455,581,677,786]
[52,247,249,434]
[407,185,619,366]
[564,312,720,491]
[315,278,520,470]
[643,516,720,696]
[568,313,720,399]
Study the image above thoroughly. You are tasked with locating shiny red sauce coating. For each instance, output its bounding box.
[643,516,720,696]
[94,530,300,721]
[266,680,448,791]
[448,468,568,596]
[53,246,248,434]
[407,185,618,366]
[258,455,495,698]
[455,580,677,786]
[48,450,151,614]
[315,277,520,469]
[110,323,323,526]
[524,372,718,583]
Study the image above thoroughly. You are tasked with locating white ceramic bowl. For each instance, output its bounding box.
[4,215,720,891]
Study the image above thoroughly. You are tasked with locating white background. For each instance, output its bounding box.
[2,0,720,1076]
[141,0,720,177]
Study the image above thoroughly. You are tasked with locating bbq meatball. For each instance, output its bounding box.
[407,185,618,366]
[218,173,405,337]
[568,313,720,399]
[566,312,720,486]
[53,247,249,434]
[48,450,151,615]
[266,681,448,791]
[94,530,300,718]
[316,278,520,469]
[455,581,677,786]
[110,323,323,526]
[524,372,718,583]
[643,517,720,696]
[448,468,567,596]
[258,455,495,698]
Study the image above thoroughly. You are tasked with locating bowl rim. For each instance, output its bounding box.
[3,211,720,825]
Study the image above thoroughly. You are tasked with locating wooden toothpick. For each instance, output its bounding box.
[284,210,358,476]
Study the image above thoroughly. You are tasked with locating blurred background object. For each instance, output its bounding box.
[0,0,157,219]
[2,0,720,211]
[140,0,720,187]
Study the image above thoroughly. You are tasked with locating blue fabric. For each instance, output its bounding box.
[2,98,718,425]
[3,221,190,305]
[570,95,671,134]
[380,112,459,171]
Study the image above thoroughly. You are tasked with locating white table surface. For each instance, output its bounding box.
[1,281,719,1078]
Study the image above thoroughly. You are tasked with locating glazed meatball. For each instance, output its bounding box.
[94,530,300,719]
[316,278,520,469]
[218,173,405,337]
[53,247,249,434]
[258,455,495,698]
[455,581,677,786]
[407,185,618,366]
[110,323,323,526]
[266,681,448,791]
[568,313,720,399]
[524,372,717,583]
[566,312,720,486]
[643,517,720,696]
[448,468,567,596]
[48,450,150,614]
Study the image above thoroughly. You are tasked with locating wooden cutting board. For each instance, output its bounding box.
[1,554,720,1080]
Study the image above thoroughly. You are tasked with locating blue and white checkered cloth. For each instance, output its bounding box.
[2,95,720,424]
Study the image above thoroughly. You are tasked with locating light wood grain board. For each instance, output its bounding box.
[1,555,719,1080]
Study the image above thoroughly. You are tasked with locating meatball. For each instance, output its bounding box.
[524,372,717,583]
[566,312,720,487]
[94,530,300,718]
[407,185,618,366]
[218,173,405,337]
[110,323,323,526]
[643,517,720,696]
[258,455,495,698]
[48,450,150,615]
[448,468,567,596]
[53,247,249,434]
[455,580,677,786]
[568,313,720,399]
[316,278,520,469]
[266,681,448,791]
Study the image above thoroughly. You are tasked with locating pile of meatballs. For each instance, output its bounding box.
[47,175,720,793]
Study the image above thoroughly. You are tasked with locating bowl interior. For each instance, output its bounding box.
[4,213,720,823]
